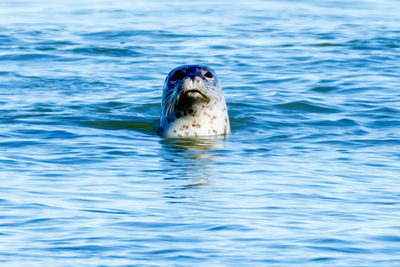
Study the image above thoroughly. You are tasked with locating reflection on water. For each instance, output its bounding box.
[160,136,227,152]
[158,137,227,201]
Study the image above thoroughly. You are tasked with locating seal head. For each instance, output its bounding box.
[159,65,230,138]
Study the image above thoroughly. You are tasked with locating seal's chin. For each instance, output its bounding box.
[184,89,208,101]
[176,88,209,112]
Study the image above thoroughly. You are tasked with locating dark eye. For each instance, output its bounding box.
[171,70,186,82]
[204,71,213,79]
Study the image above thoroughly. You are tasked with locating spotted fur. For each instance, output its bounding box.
[158,65,230,138]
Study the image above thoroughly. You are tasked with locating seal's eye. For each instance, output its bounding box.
[203,71,213,79]
[171,70,186,82]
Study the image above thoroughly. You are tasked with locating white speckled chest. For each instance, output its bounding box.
[162,97,230,138]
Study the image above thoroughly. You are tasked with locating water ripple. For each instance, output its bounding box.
[1,0,400,266]
[277,100,340,113]
[69,46,142,57]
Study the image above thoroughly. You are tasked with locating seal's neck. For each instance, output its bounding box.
[159,97,230,138]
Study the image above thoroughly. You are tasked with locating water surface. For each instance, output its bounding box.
[1,0,400,265]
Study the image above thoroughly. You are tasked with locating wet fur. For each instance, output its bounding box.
[159,65,230,138]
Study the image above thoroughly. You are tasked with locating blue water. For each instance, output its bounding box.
[1,0,400,265]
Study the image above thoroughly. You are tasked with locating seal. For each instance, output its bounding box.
[158,65,230,138]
